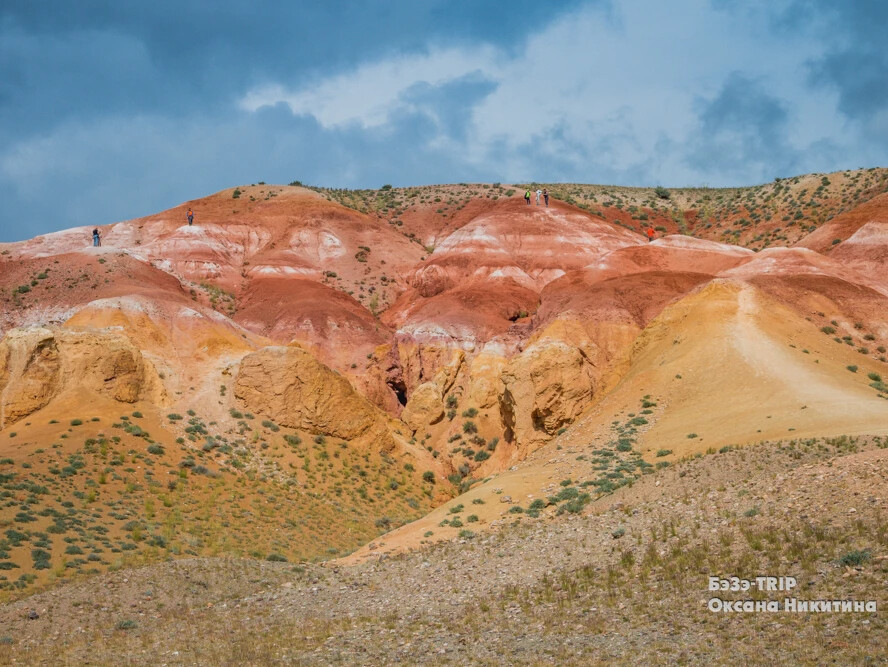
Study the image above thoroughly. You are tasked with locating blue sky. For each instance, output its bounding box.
[0,0,885,241]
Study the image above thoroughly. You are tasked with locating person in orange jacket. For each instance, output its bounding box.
[646,227,656,242]
[187,208,194,226]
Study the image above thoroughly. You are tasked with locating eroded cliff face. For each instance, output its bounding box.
[400,350,465,432]
[233,345,396,450]
[0,327,166,429]
[499,341,596,454]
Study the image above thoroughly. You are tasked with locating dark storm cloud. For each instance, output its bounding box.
[760,0,888,127]
[0,0,587,241]
[684,73,801,181]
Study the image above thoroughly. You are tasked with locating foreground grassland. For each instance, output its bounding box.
[0,410,432,601]
[1,435,884,665]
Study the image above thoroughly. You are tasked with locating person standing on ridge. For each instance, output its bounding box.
[92,228,101,247]
[646,227,656,243]
[535,188,542,205]
[543,188,549,206]
[524,189,531,205]
[187,208,194,226]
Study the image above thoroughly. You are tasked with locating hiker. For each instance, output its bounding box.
[92,228,101,247]
[187,208,194,226]
[524,189,531,205]
[535,189,542,205]
[646,227,656,243]
[543,188,549,206]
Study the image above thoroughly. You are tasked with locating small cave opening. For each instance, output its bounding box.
[388,380,408,407]
[508,308,531,322]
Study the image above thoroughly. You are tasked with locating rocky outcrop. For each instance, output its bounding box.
[234,345,395,449]
[499,340,596,455]
[0,327,165,429]
[400,350,465,432]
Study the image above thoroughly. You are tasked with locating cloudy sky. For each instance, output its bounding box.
[1,0,886,241]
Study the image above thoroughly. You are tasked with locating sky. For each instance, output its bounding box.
[0,0,886,241]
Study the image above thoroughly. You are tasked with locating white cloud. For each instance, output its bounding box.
[237,0,858,186]
[239,46,501,128]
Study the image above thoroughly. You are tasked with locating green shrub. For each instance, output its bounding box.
[70,419,83,426]
[422,471,435,483]
[655,449,672,457]
[846,365,858,373]
[837,549,870,567]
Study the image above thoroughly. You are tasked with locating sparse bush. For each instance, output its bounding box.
[847,365,858,373]
[837,549,870,567]
[422,471,435,483]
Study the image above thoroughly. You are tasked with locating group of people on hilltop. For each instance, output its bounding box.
[89,207,194,247]
[88,197,660,247]
[524,188,549,206]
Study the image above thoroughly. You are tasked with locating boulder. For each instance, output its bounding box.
[234,345,394,449]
